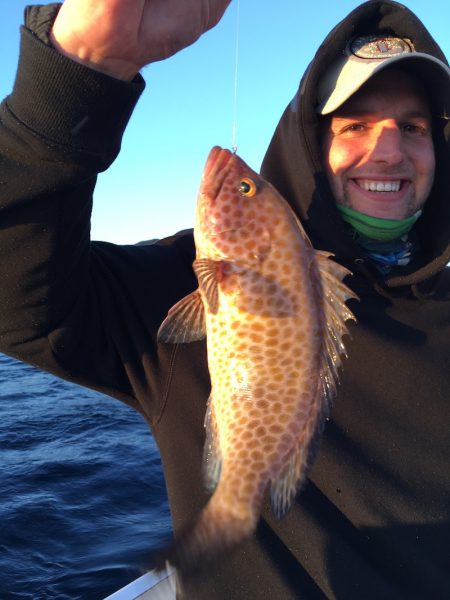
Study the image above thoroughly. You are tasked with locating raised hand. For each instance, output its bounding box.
[51,0,231,80]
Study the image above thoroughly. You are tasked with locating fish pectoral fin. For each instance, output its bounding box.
[157,290,206,343]
[202,394,222,492]
[193,258,220,314]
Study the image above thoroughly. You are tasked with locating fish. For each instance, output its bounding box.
[157,146,357,575]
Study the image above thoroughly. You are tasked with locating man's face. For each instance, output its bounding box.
[322,69,435,220]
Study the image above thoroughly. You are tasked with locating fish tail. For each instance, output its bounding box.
[153,497,256,577]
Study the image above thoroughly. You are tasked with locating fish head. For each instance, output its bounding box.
[195,146,281,265]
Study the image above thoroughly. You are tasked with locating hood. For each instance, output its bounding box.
[261,0,450,289]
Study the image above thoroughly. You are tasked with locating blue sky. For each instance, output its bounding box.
[2,1,450,244]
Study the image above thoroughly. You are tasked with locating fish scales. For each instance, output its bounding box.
[157,146,356,575]
[203,187,323,512]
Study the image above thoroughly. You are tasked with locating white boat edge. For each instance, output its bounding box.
[104,567,177,600]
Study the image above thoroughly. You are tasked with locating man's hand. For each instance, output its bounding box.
[50,0,231,81]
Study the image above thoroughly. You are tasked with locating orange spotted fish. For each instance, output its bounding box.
[157,146,356,574]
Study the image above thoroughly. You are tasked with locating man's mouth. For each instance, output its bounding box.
[355,179,402,192]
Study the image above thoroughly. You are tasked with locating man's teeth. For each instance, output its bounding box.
[358,180,401,192]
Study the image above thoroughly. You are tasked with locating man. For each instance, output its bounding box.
[1,1,449,598]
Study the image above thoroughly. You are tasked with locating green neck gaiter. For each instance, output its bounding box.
[336,203,422,242]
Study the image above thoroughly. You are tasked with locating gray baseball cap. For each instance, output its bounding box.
[316,35,450,117]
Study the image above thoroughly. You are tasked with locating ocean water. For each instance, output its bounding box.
[0,353,172,600]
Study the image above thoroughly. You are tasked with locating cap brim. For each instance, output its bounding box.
[317,53,450,117]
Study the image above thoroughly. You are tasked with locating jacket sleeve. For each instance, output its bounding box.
[0,8,197,417]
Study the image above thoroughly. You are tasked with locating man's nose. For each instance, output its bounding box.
[369,124,404,165]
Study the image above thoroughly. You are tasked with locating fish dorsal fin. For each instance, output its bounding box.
[291,206,356,361]
[315,250,357,404]
[193,258,220,314]
[157,290,206,343]
[270,252,356,519]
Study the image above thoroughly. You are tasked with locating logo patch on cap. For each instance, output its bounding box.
[349,35,414,59]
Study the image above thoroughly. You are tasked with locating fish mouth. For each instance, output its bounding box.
[203,146,234,181]
[197,146,255,239]
[196,147,235,242]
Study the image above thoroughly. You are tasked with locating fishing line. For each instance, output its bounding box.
[231,0,241,153]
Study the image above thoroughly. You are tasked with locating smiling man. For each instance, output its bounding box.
[321,67,438,273]
[308,33,450,284]
[1,1,450,599]
[323,69,435,222]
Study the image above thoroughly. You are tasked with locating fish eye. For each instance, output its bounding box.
[239,178,257,197]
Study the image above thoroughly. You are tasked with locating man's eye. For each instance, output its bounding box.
[342,123,366,133]
[402,123,428,135]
